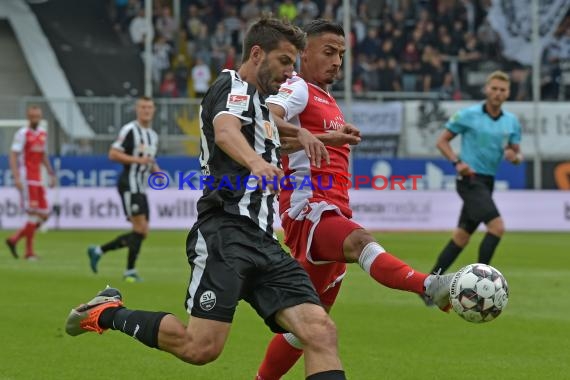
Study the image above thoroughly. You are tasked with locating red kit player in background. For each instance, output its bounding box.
[5,105,56,260]
[255,20,454,380]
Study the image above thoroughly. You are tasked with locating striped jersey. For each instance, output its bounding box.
[11,125,48,186]
[266,75,351,219]
[197,69,281,236]
[111,121,159,193]
[446,103,522,176]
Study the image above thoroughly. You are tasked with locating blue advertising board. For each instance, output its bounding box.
[0,156,526,189]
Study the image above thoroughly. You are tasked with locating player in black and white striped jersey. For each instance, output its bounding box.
[64,18,347,380]
[87,97,159,282]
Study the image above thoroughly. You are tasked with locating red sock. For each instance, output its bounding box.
[256,334,303,380]
[9,222,34,244]
[360,243,428,294]
[23,222,37,256]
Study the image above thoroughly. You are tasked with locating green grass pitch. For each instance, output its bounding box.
[1,230,568,379]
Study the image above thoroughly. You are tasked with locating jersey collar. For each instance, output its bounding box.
[482,103,503,121]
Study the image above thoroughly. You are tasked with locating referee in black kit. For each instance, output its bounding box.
[87,96,160,282]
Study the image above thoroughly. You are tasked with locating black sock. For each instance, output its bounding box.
[127,232,145,270]
[99,307,169,349]
[306,370,346,380]
[478,233,501,264]
[101,232,132,253]
[430,240,464,274]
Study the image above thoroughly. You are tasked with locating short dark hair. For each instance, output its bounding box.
[303,19,345,38]
[242,17,306,62]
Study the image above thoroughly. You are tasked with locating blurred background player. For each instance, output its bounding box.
[5,105,56,260]
[255,19,454,380]
[86,97,159,282]
[427,71,523,277]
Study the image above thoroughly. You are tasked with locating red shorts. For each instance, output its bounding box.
[22,184,49,214]
[282,202,362,307]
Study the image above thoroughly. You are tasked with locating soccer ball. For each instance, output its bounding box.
[449,263,509,323]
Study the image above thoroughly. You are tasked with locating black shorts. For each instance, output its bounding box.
[456,174,500,234]
[184,212,321,333]
[118,187,149,220]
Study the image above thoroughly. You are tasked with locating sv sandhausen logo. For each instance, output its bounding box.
[200,290,217,311]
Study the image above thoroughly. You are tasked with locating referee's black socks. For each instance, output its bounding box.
[100,232,132,253]
[479,233,501,264]
[431,239,464,274]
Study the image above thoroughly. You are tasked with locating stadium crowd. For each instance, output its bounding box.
[108,0,570,100]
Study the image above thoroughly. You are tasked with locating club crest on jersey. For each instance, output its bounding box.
[226,94,250,112]
[199,290,217,311]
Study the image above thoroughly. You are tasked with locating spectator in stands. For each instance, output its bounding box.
[159,71,180,98]
[378,38,396,61]
[172,54,190,97]
[191,57,211,98]
[297,0,320,20]
[377,57,402,92]
[321,0,339,21]
[358,27,382,61]
[509,65,531,101]
[438,32,459,60]
[129,9,153,52]
[241,0,261,23]
[221,6,243,48]
[458,33,482,65]
[152,35,172,88]
[210,23,232,72]
[476,19,500,60]
[401,41,421,91]
[124,0,142,28]
[423,51,449,93]
[193,23,212,66]
[222,46,238,70]
[185,4,202,40]
[155,6,178,45]
[278,0,298,22]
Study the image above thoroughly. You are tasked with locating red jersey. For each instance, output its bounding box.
[267,75,351,218]
[11,125,48,184]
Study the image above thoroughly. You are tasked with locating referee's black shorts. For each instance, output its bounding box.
[184,211,321,333]
[456,174,500,234]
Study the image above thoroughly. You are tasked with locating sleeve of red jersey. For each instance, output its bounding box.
[266,77,309,122]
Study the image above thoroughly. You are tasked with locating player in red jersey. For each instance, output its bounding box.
[255,20,455,380]
[5,105,56,260]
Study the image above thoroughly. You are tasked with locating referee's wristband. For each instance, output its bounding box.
[452,158,462,166]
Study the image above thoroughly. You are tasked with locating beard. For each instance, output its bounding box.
[258,58,280,96]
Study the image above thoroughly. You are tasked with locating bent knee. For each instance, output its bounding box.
[300,314,338,348]
[179,344,222,366]
[452,230,470,247]
[486,218,505,237]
